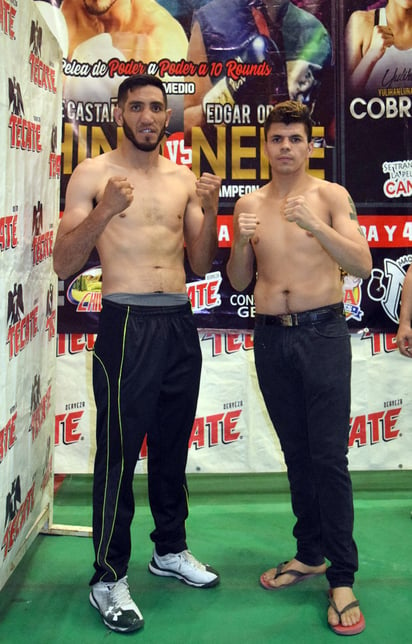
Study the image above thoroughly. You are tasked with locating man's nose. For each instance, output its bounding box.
[140,107,154,121]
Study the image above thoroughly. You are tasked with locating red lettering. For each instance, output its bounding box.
[54,411,83,445]
[2,483,35,558]
[206,413,224,446]
[0,412,17,461]
[223,410,241,442]
[0,0,16,38]
[56,333,96,356]
[368,411,385,444]
[349,415,367,447]
[349,409,401,447]
[107,58,147,78]
[189,417,205,449]
[8,115,42,152]
[157,59,198,77]
[226,334,243,353]
[383,408,401,441]
[7,307,39,359]
[0,215,18,250]
[189,412,242,449]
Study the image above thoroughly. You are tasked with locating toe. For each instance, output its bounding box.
[261,567,277,582]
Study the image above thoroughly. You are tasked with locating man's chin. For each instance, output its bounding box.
[122,122,166,152]
[134,141,159,152]
[124,132,159,152]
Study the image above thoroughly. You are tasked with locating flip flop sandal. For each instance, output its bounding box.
[260,561,323,591]
[328,590,366,636]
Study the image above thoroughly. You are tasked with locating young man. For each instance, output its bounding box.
[53,74,221,634]
[227,101,372,636]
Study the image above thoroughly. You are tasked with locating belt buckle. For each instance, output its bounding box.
[280,314,297,327]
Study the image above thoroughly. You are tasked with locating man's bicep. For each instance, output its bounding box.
[332,204,367,245]
[60,169,96,232]
[184,198,205,249]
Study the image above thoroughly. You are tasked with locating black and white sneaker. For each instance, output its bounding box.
[148,549,220,588]
[89,576,144,633]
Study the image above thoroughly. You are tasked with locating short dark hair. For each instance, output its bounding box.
[264,100,312,142]
[117,74,168,108]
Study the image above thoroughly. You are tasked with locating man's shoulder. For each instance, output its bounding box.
[159,156,197,188]
[76,151,111,171]
[236,184,266,208]
[70,152,114,186]
[161,155,193,175]
[313,178,350,207]
[137,0,187,38]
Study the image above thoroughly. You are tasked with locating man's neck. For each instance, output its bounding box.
[269,169,310,198]
[96,0,135,30]
[117,137,162,170]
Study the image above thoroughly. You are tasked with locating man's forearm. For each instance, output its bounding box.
[227,242,254,292]
[187,215,217,277]
[53,207,108,279]
[399,272,412,325]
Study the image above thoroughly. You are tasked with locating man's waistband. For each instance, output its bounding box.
[102,294,192,316]
[104,292,189,306]
[255,303,344,327]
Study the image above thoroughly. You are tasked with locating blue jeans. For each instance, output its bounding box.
[254,305,358,588]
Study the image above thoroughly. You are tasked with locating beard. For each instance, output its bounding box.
[122,120,167,152]
[83,0,117,16]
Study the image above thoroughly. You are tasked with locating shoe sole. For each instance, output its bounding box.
[89,591,144,633]
[148,561,220,588]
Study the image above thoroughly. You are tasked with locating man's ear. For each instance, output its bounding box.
[114,106,123,126]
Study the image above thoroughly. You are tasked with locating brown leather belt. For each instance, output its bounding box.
[255,303,344,327]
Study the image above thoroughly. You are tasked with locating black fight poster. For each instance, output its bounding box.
[38,0,411,333]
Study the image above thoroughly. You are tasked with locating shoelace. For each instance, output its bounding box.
[110,579,133,609]
[182,550,204,570]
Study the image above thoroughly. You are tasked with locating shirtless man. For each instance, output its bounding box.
[60,0,188,107]
[53,74,221,634]
[227,101,372,636]
[61,0,188,61]
[345,0,412,94]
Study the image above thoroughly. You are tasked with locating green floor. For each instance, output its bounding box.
[0,472,411,643]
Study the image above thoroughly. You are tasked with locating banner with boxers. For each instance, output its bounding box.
[28,2,407,328]
[36,1,342,332]
[40,0,410,335]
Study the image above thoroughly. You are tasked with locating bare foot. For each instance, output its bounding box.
[328,586,361,629]
[260,558,327,589]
